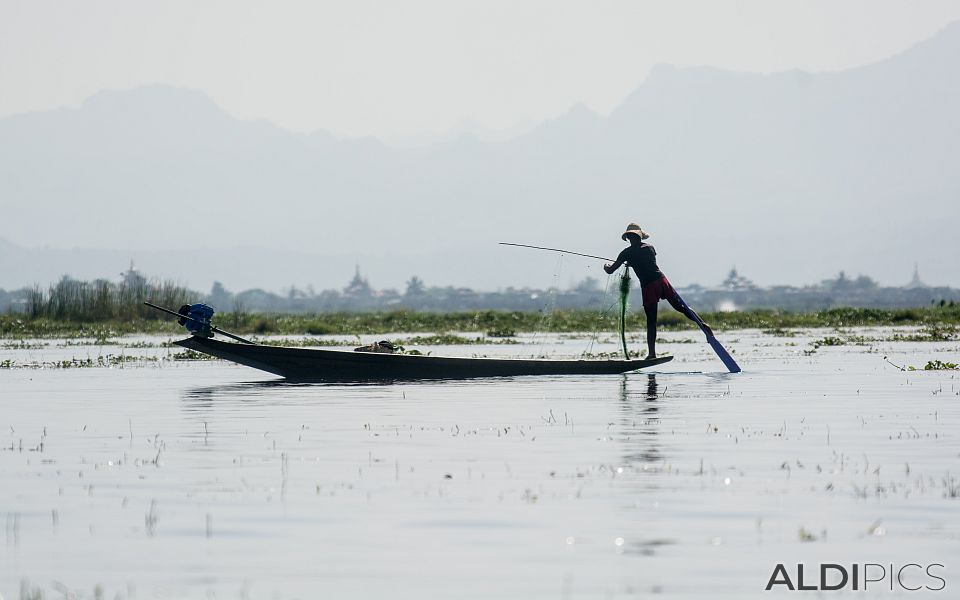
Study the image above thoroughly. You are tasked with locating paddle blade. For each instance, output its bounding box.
[669,291,742,373]
[708,336,741,373]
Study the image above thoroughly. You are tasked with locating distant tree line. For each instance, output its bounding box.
[1,266,958,319]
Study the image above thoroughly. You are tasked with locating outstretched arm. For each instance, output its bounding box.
[603,259,624,274]
[604,249,628,274]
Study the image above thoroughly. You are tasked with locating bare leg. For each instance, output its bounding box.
[666,294,713,337]
[644,302,658,358]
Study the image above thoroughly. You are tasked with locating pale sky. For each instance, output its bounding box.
[2,0,960,143]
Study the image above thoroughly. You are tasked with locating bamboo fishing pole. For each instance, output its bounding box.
[498,242,613,262]
[500,242,632,359]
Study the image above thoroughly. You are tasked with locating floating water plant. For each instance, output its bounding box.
[908,360,959,371]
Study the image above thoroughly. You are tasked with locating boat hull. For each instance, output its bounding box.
[175,336,673,381]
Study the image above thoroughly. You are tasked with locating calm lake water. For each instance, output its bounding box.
[1,329,958,599]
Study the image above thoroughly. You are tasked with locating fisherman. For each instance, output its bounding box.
[604,223,713,359]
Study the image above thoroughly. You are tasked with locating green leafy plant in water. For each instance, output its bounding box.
[397,333,480,346]
[892,325,959,342]
[172,349,219,361]
[812,336,846,349]
[762,328,798,337]
[907,360,959,371]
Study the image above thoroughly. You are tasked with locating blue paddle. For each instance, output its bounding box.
[673,292,741,373]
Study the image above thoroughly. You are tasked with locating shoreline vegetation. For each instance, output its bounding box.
[2,306,959,339]
[2,272,956,340]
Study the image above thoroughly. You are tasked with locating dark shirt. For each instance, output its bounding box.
[616,243,664,285]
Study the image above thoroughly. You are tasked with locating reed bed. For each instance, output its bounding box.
[24,277,194,322]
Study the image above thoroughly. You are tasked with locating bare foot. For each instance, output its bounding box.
[647,353,657,360]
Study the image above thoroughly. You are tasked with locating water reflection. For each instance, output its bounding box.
[181,380,285,414]
[618,373,663,464]
[179,375,585,411]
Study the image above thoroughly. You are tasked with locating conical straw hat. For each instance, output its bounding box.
[621,223,650,241]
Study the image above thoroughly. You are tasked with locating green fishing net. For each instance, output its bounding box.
[619,267,631,359]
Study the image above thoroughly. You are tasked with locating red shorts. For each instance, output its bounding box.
[641,275,679,307]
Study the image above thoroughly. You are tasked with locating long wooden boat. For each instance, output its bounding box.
[175,336,673,381]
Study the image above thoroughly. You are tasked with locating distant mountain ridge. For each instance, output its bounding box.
[1,22,958,291]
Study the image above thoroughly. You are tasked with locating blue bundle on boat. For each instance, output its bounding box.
[178,303,215,337]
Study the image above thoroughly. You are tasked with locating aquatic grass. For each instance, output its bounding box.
[0,349,217,369]
[0,354,154,369]
[907,360,959,371]
[171,349,219,361]
[762,327,798,337]
[253,337,356,347]
[120,340,177,349]
[580,350,649,359]
[0,316,180,338]
[812,336,846,348]
[252,334,520,348]
[398,333,520,346]
[945,475,960,499]
[62,338,120,346]
[890,325,959,342]
[1,340,47,349]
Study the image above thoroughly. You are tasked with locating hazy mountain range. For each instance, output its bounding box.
[1,22,958,292]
